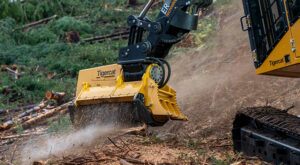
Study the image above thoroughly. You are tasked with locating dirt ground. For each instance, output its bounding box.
[1,1,300,165]
[0,125,266,165]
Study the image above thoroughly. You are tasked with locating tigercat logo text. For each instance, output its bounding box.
[97,69,116,77]
[269,58,284,66]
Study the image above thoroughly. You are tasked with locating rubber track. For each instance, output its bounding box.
[235,106,300,140]
[233,106,300,165]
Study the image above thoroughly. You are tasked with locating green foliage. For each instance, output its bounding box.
[50,16,92,36]
[47,115,72,133]
[14,121,24,134]
[0,0,133,24]
[23,27,57,45]
[0,0,23,22]
[214,0,232,9]
[0,17,16,33]
[191,18,218,46]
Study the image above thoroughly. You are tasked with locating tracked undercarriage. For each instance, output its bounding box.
[232,107,300,165]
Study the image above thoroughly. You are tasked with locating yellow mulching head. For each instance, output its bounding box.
[71,64,186,127]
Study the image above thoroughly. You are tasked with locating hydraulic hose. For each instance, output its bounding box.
[159,58,171,88]
[145,57,165,88]
[145,57,171,88]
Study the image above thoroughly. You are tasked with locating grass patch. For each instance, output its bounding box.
[47,115,72,133]
[14,121,24,134]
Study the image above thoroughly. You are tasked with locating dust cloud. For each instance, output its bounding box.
[151,1,300,139]
[21,124,114,163]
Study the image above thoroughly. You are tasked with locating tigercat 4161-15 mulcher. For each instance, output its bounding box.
[69,0,300,164]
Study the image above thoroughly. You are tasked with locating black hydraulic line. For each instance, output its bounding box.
[159,59,171,87]
[128,26,137,45]
[136,27,144,43]
[145,57,165,88]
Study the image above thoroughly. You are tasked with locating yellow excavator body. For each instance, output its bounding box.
[255,19,300,77]
[74,64,187,125]
[241,0,300,77]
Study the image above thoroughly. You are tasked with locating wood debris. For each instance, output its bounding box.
[45,91,66,104]
[0,103,46,131]
[1,65,25,79]
[13,15,57,31]
[0,92,73,132]
[15,101,72,130]
[47,72,57,79]
[83,31,130,42]
[0,104,38,115]
[0,132,44,140]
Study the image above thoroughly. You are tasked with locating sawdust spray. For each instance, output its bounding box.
[21,124,114,163]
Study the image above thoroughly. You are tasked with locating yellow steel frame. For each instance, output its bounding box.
[74,64,187,121]
[255,1,299,77]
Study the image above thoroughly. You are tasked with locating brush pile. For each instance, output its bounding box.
[0,92,73,134]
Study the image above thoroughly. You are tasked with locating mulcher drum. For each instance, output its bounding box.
[70,103,142,129]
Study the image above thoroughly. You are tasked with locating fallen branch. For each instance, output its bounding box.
[10,144,17,164]
[0,113,38,131]
[83,31,129,42]
[12,101,72,130]
[1,65,25,79]
[283,105,295,112]
[0,132,44,140]
[107,137,124,151]
[120,138,132,151]
[16,103,46,119]
[13,15,57,31]
[0,103,46,131]
[0,104,38,115]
